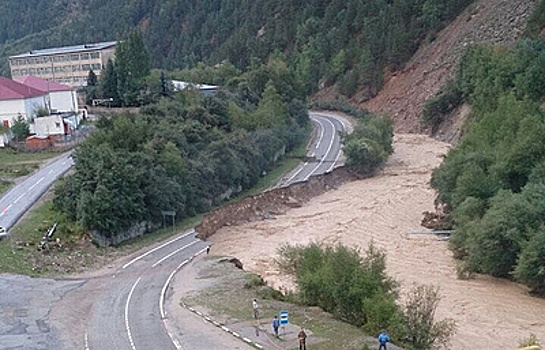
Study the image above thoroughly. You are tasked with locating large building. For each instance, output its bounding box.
[9,41,117,87]
[0,76,47,126]
[14,75,78,113]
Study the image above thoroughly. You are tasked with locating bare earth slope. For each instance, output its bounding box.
[360,0,535,133]
[210,134,545,349]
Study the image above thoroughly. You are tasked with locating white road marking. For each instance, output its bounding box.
[13,194,25,204]
[122,229,195,269]
[160,247,208,350]
[284,162,308,185]
[152,240,199,267]
[312,116,325,150]
[160,259,189,318]
[3,204,12,212]
[327,146,343,173]
[125,277,141,350]
[84,331,90,350]
[27,177,44,191]
[305,117,336,180]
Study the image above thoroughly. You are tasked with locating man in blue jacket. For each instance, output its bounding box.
[378,330,390,350]
[272,315,280,337]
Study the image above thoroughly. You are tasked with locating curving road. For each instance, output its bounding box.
[85,229,211,350]
[0,152,73,234]
[0,111,349,349]
[282,112,347,186]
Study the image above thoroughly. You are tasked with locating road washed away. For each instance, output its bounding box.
[210,134,545,350]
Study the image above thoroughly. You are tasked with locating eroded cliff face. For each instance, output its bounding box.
[360,0,535,136]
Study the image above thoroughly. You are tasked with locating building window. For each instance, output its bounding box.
[12,69,20,76]
[90,52,100,59]
[71,54,79,61]
[72,65,81,72]
[91,63,101,70]
[21,69,28,75]
[29,68,36,75]
[82,64,91,70]
[81,53,90,60]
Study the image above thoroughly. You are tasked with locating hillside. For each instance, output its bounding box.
[0,0,474,97]
[359,0,536,135]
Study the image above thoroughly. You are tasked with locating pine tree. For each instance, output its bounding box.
[85,69,98,105]
[116,29,151,106]
[100,59,118,103]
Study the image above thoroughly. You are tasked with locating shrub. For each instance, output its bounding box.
[402,284,457,350]
[514,227,545,294]
[518,333,541,347]
[244,273,266,289]
[422,80,464,131]
[343,115,394,175]
[278,243,399,332]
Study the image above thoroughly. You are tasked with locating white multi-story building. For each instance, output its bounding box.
[9,41,116,87]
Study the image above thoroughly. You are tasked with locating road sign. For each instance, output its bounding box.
[279,310,289,325]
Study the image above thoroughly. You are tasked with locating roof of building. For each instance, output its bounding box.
[9,41,117,59]
[14,75,74,92]
[171,80,219,91]
[0,76,47,101]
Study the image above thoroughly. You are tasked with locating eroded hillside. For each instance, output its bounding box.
[359,0,535,135]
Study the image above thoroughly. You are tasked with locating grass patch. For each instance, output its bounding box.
[0,198,202,276]
[0,179,13,196]
[0,149,60,178]
[183,257,379,350]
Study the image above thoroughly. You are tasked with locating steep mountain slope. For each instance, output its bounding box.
[359,0,536,134]
[0,0,474,96]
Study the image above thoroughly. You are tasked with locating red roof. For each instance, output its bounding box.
[14,75,73,93]
[0,76,46,101]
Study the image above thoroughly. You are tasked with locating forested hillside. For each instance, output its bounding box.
[0,0,473,98]
[429,1,545,294]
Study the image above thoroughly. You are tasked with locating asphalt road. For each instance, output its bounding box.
[85,229,212,350]
[0,152,73,233]
[0,111,349,349]
[282,112,347,186]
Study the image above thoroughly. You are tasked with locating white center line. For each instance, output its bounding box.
[285,162,308,185]
[312,116,325,150]
[305,116,336,180]
[125,277,141,350]
[13,194,25,204]
[152,240,199,267]
[122,229,195,269]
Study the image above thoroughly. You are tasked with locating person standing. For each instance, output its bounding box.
[252,298,259,319]
[298,327,307,350]
[377,330,390,350]
[272,315,280,337]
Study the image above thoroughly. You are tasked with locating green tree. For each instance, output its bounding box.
[116,29,151,106]
[85,69,98,105]
[11,115,29,141]
[252,80,287,129]
[100,58,118,103]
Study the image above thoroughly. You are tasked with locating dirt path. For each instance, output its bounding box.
[210,134,545,349]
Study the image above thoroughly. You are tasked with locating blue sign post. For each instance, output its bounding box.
[279,310,289,325]
[279,310,289,337]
